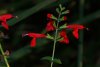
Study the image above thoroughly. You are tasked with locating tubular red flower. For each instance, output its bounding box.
[0,14,13,19]
[67,24,85,39]
[30,38,36,47]
[1,21,9,30]
[67,24,85,29]
[59,30,69,44]
[23,33,46,47]
[64,16,67,20]
[46,21,55,31]
[47,13,52,18]
[0,14,13,30]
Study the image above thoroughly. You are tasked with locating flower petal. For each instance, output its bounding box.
[27,33,46,38]
[73,29,79,39]
[67,24,85,39]
[30,38,36,47]
[59,30,69,44]
[46,21,55,31]
[47,13,52,18]
[64,16,67,20]
[1,21,9,30]
[0,14,13,20]
[60,37,69,44]
[67,24,85,29]
[33,34,46,38]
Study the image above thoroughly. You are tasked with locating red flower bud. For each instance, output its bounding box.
[47,13,52,18]
[59,30,69,44]
[64,16,67,20]
[46,21,55,31]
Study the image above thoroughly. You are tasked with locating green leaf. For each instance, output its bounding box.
[51,14,57,20]
[57,38,63,42]
[59,4,62,11]
[62,10,70,15]
[53,58,62,64]
[46,34,54,40]
[56,8,60,13]
[59,16,66,21]
[59,23,67,29]
[41,56,52,61]
[41,56,62,64]
[59,4,65,11]
[53,21,57,28]
[56,34,61,40]
[61,7,66,11]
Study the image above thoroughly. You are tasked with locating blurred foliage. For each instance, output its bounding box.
[0,0,100,67]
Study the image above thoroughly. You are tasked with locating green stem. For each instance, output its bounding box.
[78,33,83,67]
[78,0,84,67]
[0,43,10,67]
[50,8,61,67]
[50,23,59,67]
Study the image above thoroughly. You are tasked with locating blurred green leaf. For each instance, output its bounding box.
[51,14,57,20]
[56,8,60,14]
[53,58,62,64]
[59,23,67,29]
[62,10,70,15]
[47,34,54,40]
[41,56,62,64]
[41,56,52,61]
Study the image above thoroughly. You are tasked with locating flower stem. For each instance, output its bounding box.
[0,43,10,67]
[50,9,61,67]
[78,0,84,67]
[78,31,83,67]
[50,23,59,67]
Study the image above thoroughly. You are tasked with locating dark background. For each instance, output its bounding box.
[0,0,100,67]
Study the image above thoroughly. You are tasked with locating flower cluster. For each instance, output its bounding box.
[46,13,86,44]
[45,4,87,44]
[0,4,88,67]
[22,4,87,47]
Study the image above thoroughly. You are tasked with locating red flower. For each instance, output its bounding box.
[64,16,67,20]
[46,21,55,31]
[67,24,85,39]
[0,14,13,30]
[47,13,53,18]
[23,33,46,47]
[59,30,69,44]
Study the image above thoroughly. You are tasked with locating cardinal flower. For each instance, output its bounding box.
[46,21,55,31]
[0,14,13,30]
[59,30,69,44]
[67,24,85,39]
[23,33,46,47]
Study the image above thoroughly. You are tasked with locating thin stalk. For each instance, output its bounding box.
[50,23,59,67]
[50,12,61,67]
[0,43,10,67]
[78,33,83,67]
[78,0,84,67]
